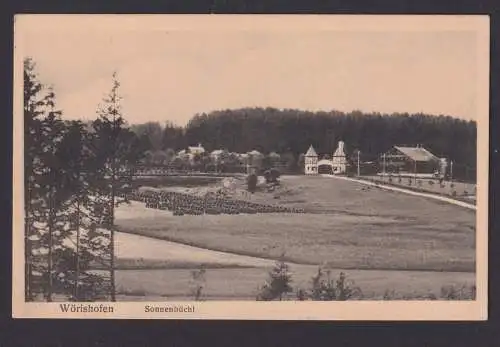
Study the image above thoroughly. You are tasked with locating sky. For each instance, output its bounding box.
[16,15,482,126]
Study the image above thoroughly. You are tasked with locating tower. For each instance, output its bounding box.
[304,145,318,175]
[332,140,347,174]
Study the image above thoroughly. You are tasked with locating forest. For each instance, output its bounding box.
[132,108,477,181]
[24,58,143,301]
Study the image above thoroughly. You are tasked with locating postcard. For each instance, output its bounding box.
[12,14,489,320]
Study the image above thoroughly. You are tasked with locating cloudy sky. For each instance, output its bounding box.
[16,15,483,125]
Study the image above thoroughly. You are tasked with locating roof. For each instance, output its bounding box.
[188,144,205,153]
[394,146,439,162]
[305,145,318,157]
[248,150,262,156]
[333,141,346,157]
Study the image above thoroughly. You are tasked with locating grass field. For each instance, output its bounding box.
[113,267,474,301]
[362,175,476,202]
[116,176,475,272]
[114,175,476,300]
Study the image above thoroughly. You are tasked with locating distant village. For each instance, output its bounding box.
[136,140,451,180]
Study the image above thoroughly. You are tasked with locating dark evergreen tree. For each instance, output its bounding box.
[89,72,143,301]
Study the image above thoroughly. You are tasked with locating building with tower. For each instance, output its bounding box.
[303,141,348,175]
[304,145,318,175]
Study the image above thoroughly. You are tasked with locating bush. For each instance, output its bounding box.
[440,284,476,300]
[247,173,258,193]
[428,180,434,185]
[257,256,293,301]
[189,267,206,301]
[264,168,281,184]
[307,268,362,301]
[452,190,457,197]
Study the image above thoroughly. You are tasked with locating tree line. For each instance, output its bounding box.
[132,108,477,181]
[24,58,143,301]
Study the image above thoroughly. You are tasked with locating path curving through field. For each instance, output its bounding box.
[115,231,277,268]
[321,174,476,210]
[114,231,475,300]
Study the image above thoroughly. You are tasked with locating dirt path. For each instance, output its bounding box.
[116,231,277,268]
[322,174,476,211]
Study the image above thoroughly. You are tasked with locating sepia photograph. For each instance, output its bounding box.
[12,15,489,319]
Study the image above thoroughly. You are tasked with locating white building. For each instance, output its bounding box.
[304,141,348,175]
[304,145,318,175]
[331,141,348,174]
[188,143,205,156]
[177,143,206,162]
[210,149,225,162]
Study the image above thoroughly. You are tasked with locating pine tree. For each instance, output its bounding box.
[89,72,143,301]
[24,57,44,301]
[24,58,71,301]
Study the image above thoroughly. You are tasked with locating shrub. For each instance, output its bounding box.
[296,288,307,301]
[189,266,207,301]
[452,190,457,197]
[257,256,293,301]
[308,268,362,301]
[440,284,476,300]
[247,173,258,193]
[383,289,397,300]
[463,190,469,196]
[264,168,281,184]
[408,179,412,186]
[428,180,434,185]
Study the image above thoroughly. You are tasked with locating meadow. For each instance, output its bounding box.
[113,175,476,300]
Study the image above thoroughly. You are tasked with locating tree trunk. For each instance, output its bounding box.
[74,198,80,301]
[110,188,115,302]
[47,189,54,302]
[24,184,32,301]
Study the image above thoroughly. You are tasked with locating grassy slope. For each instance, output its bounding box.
[116,176,475,272]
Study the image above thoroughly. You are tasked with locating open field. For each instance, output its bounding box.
[113,267,474,301]
[362,175,476,203]
[112,174,476,300]
[116,175,475,272]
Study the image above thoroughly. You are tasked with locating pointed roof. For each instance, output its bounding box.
[305,145,318,157]
[333,141,346,157]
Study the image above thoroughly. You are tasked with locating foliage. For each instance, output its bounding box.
[128,107,476,180]
[247,173,258,193]
[87,72,144,301]
[24,60,142,302]
[440,284,476,300]
[306,268,363,301]
[257,256,293,301]
[189,266,207,301]
[263,168,281,184]
[180,108,476,180]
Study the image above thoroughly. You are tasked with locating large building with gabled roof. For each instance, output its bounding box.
[381,145,444,176]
